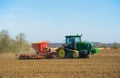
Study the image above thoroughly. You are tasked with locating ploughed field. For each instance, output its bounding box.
[0,49,120,78]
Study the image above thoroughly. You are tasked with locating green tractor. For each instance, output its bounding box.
[57,35,100,58]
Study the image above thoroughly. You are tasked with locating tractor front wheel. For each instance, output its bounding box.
[57,48,65,59]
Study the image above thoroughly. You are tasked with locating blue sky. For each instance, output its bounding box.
[0,0,120,43]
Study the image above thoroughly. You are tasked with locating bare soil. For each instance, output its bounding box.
[0,49,120,78]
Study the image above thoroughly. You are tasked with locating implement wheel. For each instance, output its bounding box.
[57,48,65,59]
[72,51,79,59]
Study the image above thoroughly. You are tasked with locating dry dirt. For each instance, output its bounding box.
[0,49,120,78]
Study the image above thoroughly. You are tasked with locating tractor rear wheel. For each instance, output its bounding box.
[72,51,79,59]
[57,48,65,59]
[79,50,89,58]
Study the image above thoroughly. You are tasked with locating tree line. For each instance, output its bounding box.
[93,42,120,49]
[0,30,30,53]
[0,30,119,53]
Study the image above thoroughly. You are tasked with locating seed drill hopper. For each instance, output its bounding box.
[17,41,57,59]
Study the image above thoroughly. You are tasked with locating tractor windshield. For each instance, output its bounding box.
[75,37,81,42]
[66,36,81,44]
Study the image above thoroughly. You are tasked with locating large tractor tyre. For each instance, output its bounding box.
[57,48,65,59]
[72,51,79,59]
[79,50,89,58]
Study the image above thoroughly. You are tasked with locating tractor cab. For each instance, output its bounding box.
[65,35,82,50]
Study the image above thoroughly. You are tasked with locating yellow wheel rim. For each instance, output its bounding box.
[58,48,65,59]
[73,51,79,59]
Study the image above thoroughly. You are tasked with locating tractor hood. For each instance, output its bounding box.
[76,42,92,52]
[76,42,100,54]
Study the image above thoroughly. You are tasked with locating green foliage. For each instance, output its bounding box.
[0,30,30,53]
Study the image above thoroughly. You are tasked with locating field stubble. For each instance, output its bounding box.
[0,49,120,78]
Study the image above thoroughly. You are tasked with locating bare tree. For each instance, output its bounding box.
[0,30,30,53]
[112,42,119,49]
[15,33,30,52]
[0,30,12,53]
